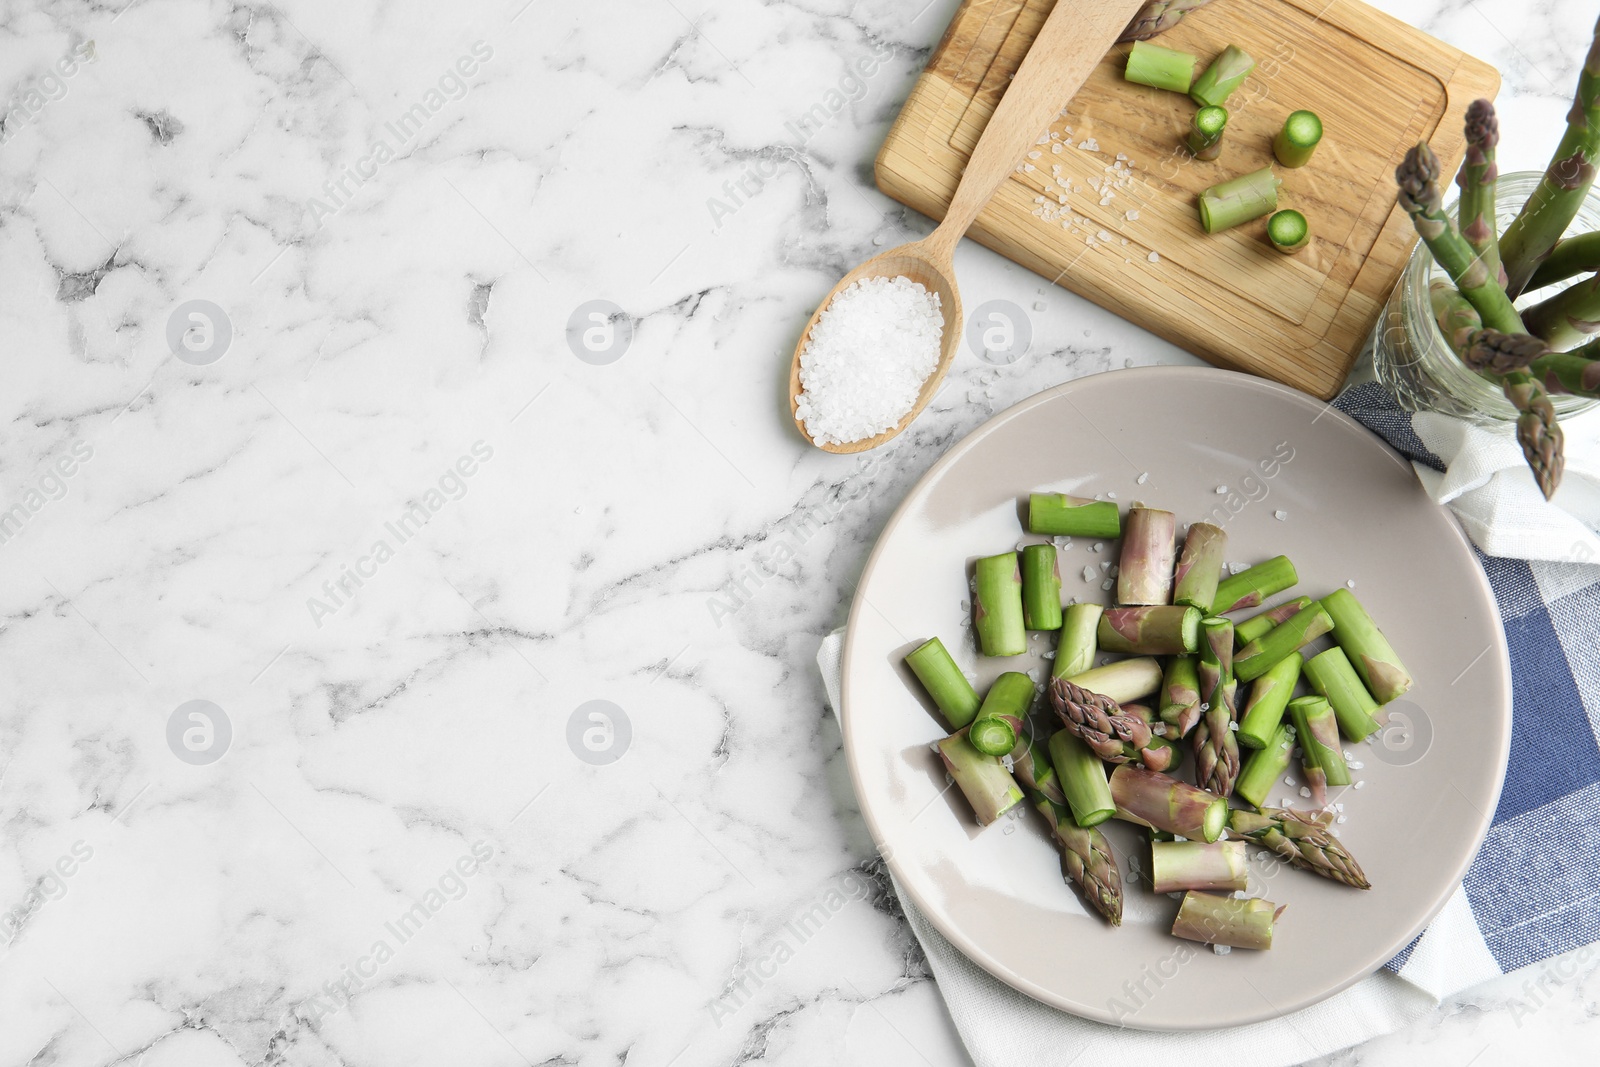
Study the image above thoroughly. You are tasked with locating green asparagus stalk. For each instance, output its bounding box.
[1171,891,1282,950]
[1063,657,1163,704]
[1108,764,1229,842]
[1504,369,1566,499]
[1287,695,1349,806]
[1195,617,1233,708]
[1431,280,1484,354]
[1009,729,1065,806]
[1052,603,1104,679]
[1032,793,1123,924]
[1119,0,1214,42]
[1520,272,1600,350]
[1233,603,1334,683]
[1190,46,1255,108]
[1028,494,1121,538]
[1185,105,1228,161]
[974,552,1026,656]
[905,637,981,729]
[1048,677,1169,767]
[1273,110,1322,168]
[1533,349,1600,397]
[1527,231,1600,291]
[1237,651,1302,750]
[1462,328,1546,374]
[1498,18,1600,298]
[1319,589,1413,704]
[1212,555,1298,614]
[1049,730,1116,827]
[1117,507,1177,605]
[1266,209,1309,254]
[1457,99,1502,284]
[1233,596,1313,647]
[1192,617,1239,798]
[1396,143,1526,334]
[969,672,1035,756]
[1309,650,1373,736]
[1096,605,1201,655]
[1021,544,1063,631]
[937,729,1024,826]
[1173,522,1227,612]
[1159,655,1202,737]
[1125,40,1196,93]
[1151,840,1248,894]
[1229,806,1371,889]
[1235,723,1294,809]
[1192,680,1240,799]
[1199,167,1281,233]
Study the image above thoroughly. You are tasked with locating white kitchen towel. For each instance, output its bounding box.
[1335,381,1600,563]
[821,629,1514,1067]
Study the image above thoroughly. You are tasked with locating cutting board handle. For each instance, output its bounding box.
[926,0,1147,261]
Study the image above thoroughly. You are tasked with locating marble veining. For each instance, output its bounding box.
[0,1,1593,1065]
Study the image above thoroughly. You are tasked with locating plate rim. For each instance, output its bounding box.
[839,365,1512,1030]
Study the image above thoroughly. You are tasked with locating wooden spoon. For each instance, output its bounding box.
[788,0,1146,453]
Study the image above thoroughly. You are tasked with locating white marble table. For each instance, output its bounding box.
[0,1,1594,1064]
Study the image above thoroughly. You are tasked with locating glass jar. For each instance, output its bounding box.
[1370,170,1600,420]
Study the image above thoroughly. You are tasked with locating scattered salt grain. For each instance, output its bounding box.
[1228,721,1238,731]
[1147,251,1159,263]
[1283,777,1294,786]
[1106,491,1117,499]
[1169,892,1185,900]
[1274,510,1288,521]
[1097,230,1113,243]
[1033,301,1046,311]
[1093,542,1104,552]
[1215,485,1228,494]
[1101,578,1115,591]
[1099,561,1112,572]
[795,276,942,446]
[1354,780,1367,790]
[1347,579,1357,589]
[1082,566,1097,582]
[1213,945,1231,956]
[1337,815,1347,824]
[1128,210,1141,221]
[1137,471,1149,484]
[1002,754,1014,771]
[1343,750,1354,760]
[1349,761,1364,770]
[1003,823,1016,835]
[1299,786,1311,798]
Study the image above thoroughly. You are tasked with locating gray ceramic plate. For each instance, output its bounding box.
[841,367,1511,1030]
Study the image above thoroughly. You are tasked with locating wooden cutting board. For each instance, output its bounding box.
[875,0,1499,398]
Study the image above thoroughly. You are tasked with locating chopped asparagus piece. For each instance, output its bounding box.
[937,729,1024,825]
[1063,657,1163,704]
[1052,603,1104,679]
[1319,588,1412,704]
[974,552,1026,656]
[1199,167,1280,233]
[1237,651,1302,749]
[1234,596,1313,646]
[1125,40,1196,93]
[1021,543,1063,631]
[1151,840,1248,893]
[1233,604,1333,682]
[1190,45,1255,107]
[1172,891,1281,949]
[1027,493,1121,537]
[969,672,1034,756]
[1212,555,1298,614]
[1303,647,1381,740]
[1097,605,1202,655]
[1235,724,1295,809]
[1049,730,1116,827]
[1109,764,1228,842]
[905,637,981,729]
[1118,507,1177,605]
[1273,110,1322,168]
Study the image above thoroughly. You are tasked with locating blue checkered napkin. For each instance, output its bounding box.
[1335,384,1600,987]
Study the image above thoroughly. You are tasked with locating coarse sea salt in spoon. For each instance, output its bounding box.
[787,0,1147,453]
